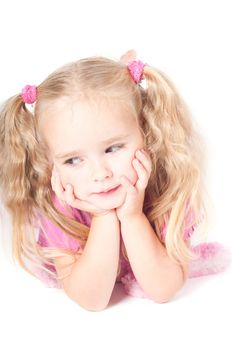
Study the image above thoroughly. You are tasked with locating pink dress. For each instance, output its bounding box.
[36,197,231,299]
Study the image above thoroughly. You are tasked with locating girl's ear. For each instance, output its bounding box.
[120,49,137,64]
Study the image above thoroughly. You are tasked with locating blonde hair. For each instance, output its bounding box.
[0,56,210,282]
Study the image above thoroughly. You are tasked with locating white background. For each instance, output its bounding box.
[0,1,231,349]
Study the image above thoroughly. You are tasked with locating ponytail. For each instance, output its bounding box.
[0,94,49,266]
[141,66,209,263]
[0,95,44,212]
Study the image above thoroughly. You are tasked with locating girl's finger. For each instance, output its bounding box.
[64,184,76,205]
[64,184,97,213]
[135,149,152,174]
[132,158,150,189]
[52,173,111,215]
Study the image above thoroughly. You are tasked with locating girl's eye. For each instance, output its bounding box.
[63,144,124,166]
[106,144,124,153]
[64,157,81,166]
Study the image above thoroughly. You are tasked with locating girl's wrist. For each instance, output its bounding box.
[118,212,145,224]
[91,209,117,219]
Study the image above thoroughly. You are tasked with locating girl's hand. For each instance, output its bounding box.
[116,149,152,222]
[51,168,114,217]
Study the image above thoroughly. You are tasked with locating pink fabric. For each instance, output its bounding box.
[35,198,91,288]
[189,242,232,278]
[37,202,91,252]
[160,202,198,241]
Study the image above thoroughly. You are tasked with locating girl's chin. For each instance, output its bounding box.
[88,191,126,210]
[91,197,125,210]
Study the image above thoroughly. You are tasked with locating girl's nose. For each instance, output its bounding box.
[91,161,113,182]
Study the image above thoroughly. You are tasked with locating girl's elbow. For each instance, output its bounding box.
[61,278,110,311]
[67,293,109,311]
[146,288,173,304]
[150,280,186,304]
[152,295,173,304]
[79,300,109,312]
[65,288,110,312]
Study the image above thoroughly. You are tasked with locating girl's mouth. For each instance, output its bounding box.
[96,185,121,196]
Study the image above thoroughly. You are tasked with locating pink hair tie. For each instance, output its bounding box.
[127,60,146,84]
[21,85,37,104]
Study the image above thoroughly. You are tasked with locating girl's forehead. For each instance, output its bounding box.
[40,97,139,150]
[47,96,137,128]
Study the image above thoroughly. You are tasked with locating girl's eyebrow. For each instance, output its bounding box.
[55,134,130,159]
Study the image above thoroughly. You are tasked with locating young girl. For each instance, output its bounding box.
[0,50,230,311]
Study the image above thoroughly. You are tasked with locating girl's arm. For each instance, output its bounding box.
[120,213,188,303]
[116,149,187,303]
[54,210,120,311]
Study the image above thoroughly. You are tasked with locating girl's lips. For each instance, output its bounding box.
[96,185,121,196]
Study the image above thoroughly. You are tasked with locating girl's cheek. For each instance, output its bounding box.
[72,175,88,199]
[54,166,83,196]
[73,185,86,200]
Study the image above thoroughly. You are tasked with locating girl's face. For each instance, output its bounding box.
[41,97,144,210]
